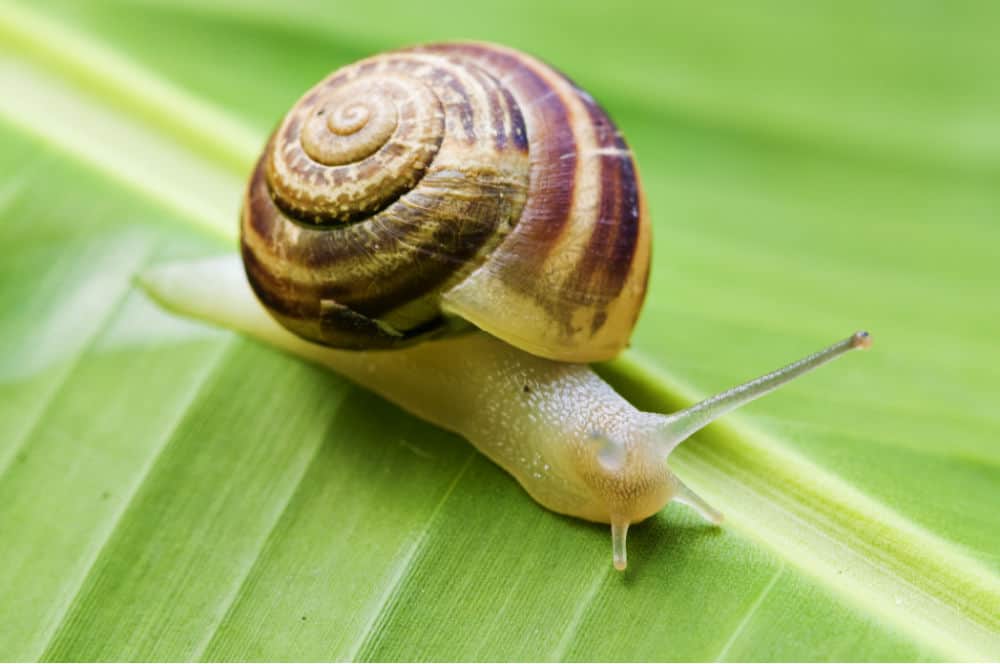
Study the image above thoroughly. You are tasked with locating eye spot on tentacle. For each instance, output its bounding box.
[589,430,627,472]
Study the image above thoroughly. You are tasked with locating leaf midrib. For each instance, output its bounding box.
[2,3,998,659]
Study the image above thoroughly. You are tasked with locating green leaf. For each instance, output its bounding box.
[1,1,998,660]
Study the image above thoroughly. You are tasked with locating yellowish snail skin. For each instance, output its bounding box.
[141,42,872,570]
[142,257,869,571]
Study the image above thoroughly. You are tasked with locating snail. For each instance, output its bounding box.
[141,42,871,571]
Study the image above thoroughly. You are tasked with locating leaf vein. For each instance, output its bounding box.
[346,452,477,661]
[714,565,784,662]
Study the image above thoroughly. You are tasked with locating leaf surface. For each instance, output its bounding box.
[0,1,998,660]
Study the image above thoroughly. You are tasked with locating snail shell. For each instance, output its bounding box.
[241,42,650,362]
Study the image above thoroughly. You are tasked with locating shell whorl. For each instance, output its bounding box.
[268,76,447,223]
[242,42,650,361]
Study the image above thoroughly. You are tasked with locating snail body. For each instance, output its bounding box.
[142,42,871,570]
[143,256,868,571]
[163,262,674,524]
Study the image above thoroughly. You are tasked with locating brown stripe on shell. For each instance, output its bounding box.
[426,43,650,361]
[415,43,579,263]
[345,175,518,318]
[246,236,442,350]
[382,55,478,143]
[463,64,528,153]
[445,43,640,306]
[314,173,516,315]
[566,95,641,333]
[243,153,327,322]
[501,85,529,151]
[468,66,506,149]
[606,144,641,294]
[441,76,477,143]
[242,241,323,329]
[245,147,279,240]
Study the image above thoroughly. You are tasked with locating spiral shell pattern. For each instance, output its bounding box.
[242,42,650,361]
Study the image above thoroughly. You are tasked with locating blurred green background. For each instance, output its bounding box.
[0,0,998,660]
